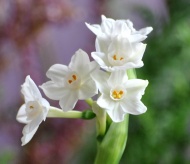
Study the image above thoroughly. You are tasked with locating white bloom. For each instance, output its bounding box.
[91,70,148,122]
[16,76,50,146]
[92,35,146,72]
[86,15,153,43]
[40,49,99,111]
[86,15,152,72]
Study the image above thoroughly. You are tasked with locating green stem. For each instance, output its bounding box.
[94,114,129,164]
[47,106,95,119]
[96,110,107,141]
[97,110,107,137]
[85,98,94,107]
[92,102,107,139]
[127,68,137,79]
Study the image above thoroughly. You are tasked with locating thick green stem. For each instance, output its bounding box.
[94,114,129,164]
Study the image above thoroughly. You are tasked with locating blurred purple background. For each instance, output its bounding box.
[0,0,168,163]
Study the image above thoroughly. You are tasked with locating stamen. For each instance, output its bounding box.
[68,80,72,84]
[112,90,124,99]
[113,55,117,60]
[30,105,34,109]
[112,54,124,61]
[72,75,77,80]
[68,74,78,84]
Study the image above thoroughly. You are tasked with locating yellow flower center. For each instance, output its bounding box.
[26,101,42,119]
[68,74,78,84]
[67,72,81,89]
[111,90,124,99]
[112,54,124,61]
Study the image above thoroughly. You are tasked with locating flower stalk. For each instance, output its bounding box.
[127,68,137,79]
[92,103,107,139]
[48,107,95,119]
[85,98,94,107]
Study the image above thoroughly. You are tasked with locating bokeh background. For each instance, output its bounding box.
[0,0,190,163]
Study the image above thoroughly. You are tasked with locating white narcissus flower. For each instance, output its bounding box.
[92,35,146,72]
[86,15,152,72]
[16,76,50,146]
[40,49,99,111]
[91,70,148,122]
[86,15,153,43]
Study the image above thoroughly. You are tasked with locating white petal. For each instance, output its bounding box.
[101,62,142,72]
[137,27,153,36]
[106,103,125,122]
[130,43,146,62]
[120,98,147,115]
[116,61,144,70]
[117,37,133,55]
[97,94,115,111]
[16,104,29,124]
[46,64,69,82]
[101,15,115,26]
[69,49,90,67]
[107,70,128,88]
[78,79,98,99]
[59,91,78,111]
[21,125,38,146]
[23,114,43,133]
[69,49,93,79]
[128,34,147,43]
[91,52,110,68]
[101,18,113,35]
[91,70,110,94]
[89,61,99,74]
[40,98,50,120]
[40,81,65,100]
[113,21,131,37]
[112,21,123,36]
[37,98,50,121]
[81,61,99,83]
[21,75,42,102]
[95,37,110,54]
[40,98,50,110]
[85,23,102,36]
[126,79,148,99]
[125,19,135,32]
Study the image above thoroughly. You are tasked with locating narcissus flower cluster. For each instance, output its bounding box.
[16,15,152,145]
[87,15,152,122]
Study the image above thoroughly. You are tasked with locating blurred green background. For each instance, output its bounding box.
[0,0,190,163]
